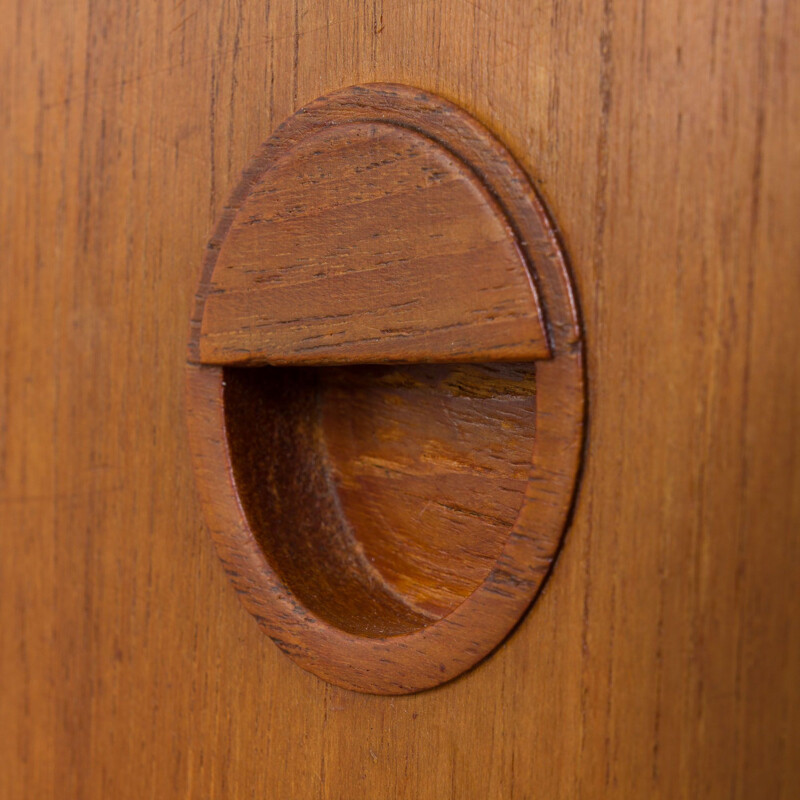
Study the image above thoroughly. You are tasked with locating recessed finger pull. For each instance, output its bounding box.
[186,84,585,694]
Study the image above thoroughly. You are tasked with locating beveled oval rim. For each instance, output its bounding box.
[186,83,585,694]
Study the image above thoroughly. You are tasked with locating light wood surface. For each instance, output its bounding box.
[1,0,798,797]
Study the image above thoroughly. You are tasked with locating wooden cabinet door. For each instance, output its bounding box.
[2,1,797,797]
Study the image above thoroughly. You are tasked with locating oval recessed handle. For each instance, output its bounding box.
[186,84,584,694]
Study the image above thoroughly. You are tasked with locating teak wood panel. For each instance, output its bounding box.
[1,0,798,798]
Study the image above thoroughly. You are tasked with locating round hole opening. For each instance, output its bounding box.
[223,362,538,638]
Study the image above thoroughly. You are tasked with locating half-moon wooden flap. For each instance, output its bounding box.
[190,120,550,366]
[186,85,585,694]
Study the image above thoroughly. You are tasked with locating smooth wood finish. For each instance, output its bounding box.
[186,85,583,693]
[321,363,539,616]
[191,96,552,366]
[2,0,798,796]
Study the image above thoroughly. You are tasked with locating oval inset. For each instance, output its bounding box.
[186,84,584,694]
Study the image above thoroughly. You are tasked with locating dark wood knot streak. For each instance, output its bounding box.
[186,84,585,694]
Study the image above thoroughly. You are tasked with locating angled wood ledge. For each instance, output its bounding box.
[188,106,552,367]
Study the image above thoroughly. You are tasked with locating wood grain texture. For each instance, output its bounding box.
[191,94,552,366]
[1,0,799,796]
[320,363,539,616]
[186,84,583,693]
